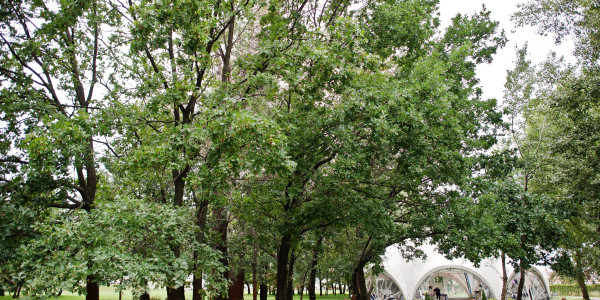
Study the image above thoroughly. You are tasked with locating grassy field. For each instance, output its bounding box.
[0,288,350,300]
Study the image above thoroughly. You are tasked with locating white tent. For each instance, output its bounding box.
[373,244,551,300]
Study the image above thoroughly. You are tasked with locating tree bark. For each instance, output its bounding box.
[86,275,99,300]
[228,270,245,300]
[140,293,150,300]
[167,286,185,300]
[168,169,187,300]
[500,252,508,300]
[276,234,292,300]
[260,284,268,300]
[287,251,297,300]
[516,261,525,300]
[351,262,369,300]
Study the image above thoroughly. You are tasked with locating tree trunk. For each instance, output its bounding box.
[319,278,322,296]
[215,207,229,300]
[12,284,21,298]
[276,234,292,300]
[86,275,99,300]
[228,270,245,300]
[193,199,209,300]
[169,170,187,300]
[516,261,525,300]
[140,293,150,300]
[287,251,297,300]
[308,237,323,300]
[167,286,185,300]
[574,250,590,300]
[500,252,508,300]
[193,273,203,300]
[260,284,268,300]
[247,283,251,295]
[253,245,258,300]
[351,262,369,300]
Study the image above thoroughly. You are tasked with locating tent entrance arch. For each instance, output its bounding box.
[413,267,496,300]
[508,270,550,300]
[371,272,405,300]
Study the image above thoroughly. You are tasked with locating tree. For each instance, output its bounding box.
[104,1,294,299]
[16,197,228,299]
[240,2,507,300]
[0,0,122,298]
[513,2,600,297]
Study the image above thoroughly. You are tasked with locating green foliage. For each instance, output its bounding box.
[550,284,600,296]
[17,197,226,299]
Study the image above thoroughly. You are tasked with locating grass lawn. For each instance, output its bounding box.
[0,287,351,300]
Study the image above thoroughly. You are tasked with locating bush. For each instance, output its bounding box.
[550,284,600,296]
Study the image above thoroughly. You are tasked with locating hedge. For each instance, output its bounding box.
[550,284,600,296]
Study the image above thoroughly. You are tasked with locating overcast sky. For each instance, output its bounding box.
[438,0,576,102]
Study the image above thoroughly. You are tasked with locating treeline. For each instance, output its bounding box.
[1,1,599,300]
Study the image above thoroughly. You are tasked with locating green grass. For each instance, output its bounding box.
[0,288,350,300]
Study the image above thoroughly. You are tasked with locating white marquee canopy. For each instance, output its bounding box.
[373,244,551,300]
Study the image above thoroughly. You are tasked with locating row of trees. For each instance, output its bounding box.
[0,0,598,300]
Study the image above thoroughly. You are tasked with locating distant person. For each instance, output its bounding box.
[434,287,441,300]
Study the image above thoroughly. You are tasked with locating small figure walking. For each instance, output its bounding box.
[434,287,441,300]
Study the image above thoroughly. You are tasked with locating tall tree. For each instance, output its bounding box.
[0,0,122,298]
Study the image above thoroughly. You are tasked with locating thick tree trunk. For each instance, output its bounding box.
[276,234,292,300]
[516,261,525,300]
[260,284,268,300]
[500,252,508,300]
[351,262,369,300]
[228,270,245,300]
[167,287,185,300]
[86,275,99,300]
[140,293,150,300]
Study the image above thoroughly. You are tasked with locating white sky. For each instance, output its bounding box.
[438,0,576,102]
